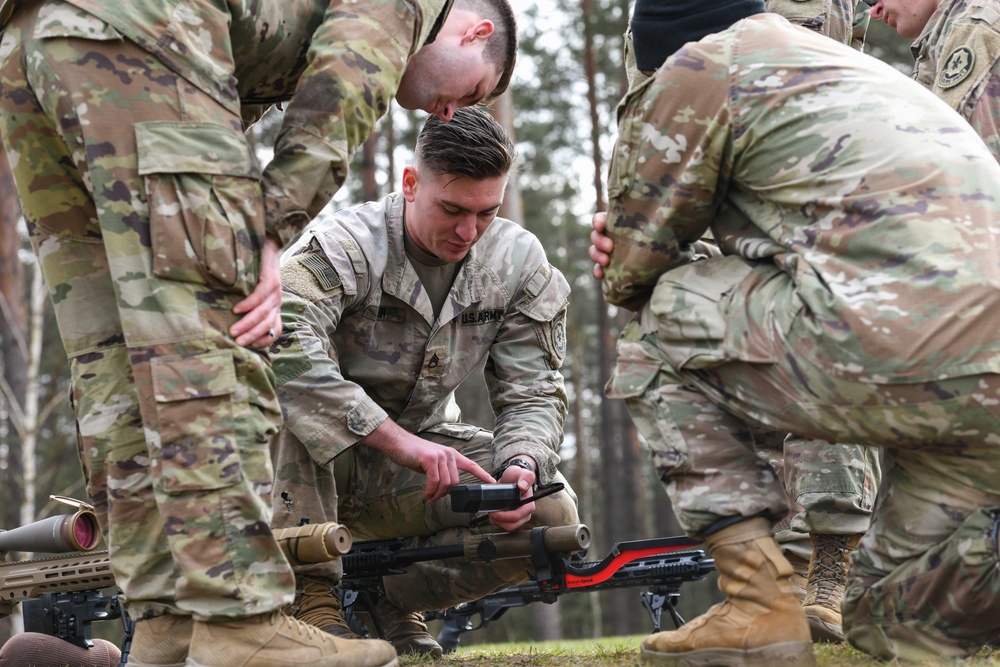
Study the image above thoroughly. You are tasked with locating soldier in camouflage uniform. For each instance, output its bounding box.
[753,0,879,646]
[604,0,879,645]
[0,1,516,666]
[870,0,1000,161]
[767,0,1000,645]
[596,0,1000,664]
[269,107,579,659]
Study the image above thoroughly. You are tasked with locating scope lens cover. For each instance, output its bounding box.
[72,512,99,550]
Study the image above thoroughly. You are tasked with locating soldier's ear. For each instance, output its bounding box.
[402,166,419,201]
[461,19,494,44]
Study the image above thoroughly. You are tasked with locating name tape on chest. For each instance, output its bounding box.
[461,309,505,326]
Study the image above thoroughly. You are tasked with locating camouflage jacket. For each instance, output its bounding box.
[912,0,1000,161]
[603,13,1000,383]
[43,0,453,245]
[272,193,570,484]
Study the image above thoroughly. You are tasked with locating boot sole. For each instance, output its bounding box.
[806,614,845,644]
[640,641,816,667]
[127,660,185,667]
[187,657,397,667]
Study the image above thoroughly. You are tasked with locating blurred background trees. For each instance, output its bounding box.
[0,0,912,645]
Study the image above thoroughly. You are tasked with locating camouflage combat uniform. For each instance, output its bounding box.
[269,193,579,612]
[0,0,453,621]
[912,0,1000,162]
[603,13,1000,661]
[759,0,882,567]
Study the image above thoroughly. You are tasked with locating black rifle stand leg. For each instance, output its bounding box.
[640,590,687,632]
[118,603,134,667]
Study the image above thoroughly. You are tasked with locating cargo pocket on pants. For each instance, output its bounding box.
[152,349,243,493]
[648,255,757,371]
[136,121,263,295]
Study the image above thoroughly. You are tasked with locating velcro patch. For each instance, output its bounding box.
[366,305,405,322]
[300,253,342,292]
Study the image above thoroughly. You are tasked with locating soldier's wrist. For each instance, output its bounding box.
[494,457,538,490]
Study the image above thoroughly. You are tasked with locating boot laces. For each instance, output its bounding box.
[284,612,326,641]
[803,535,850,608]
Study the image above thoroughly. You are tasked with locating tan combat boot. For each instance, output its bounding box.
[128,614,193,667]
[292,574,362,639]
[802,533,863,643]
[640,517,815,667]
[186,610,398,667]
[785,551,810,602]
[366,596,443,658]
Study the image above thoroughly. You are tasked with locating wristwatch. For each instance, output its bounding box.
[494,458,537,491]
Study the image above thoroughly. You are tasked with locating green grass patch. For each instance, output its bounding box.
[399,636,1000,666]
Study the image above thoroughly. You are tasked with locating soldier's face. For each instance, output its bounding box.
[396,16,502,122]
[868,0,941,39]
[401,166,506,263]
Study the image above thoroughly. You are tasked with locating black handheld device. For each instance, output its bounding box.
[450,484,522,513]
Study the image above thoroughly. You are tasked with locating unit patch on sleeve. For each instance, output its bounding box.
[939,46,975,89]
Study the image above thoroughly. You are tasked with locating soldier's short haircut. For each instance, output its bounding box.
[455,0,518,101]
[415,106,516,180]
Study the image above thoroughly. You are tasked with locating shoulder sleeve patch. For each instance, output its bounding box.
[282,252,344,302]
[300,252,342,292]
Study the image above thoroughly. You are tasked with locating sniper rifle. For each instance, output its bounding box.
[428,535,715,652]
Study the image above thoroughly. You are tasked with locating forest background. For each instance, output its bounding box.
[0,0,914,647]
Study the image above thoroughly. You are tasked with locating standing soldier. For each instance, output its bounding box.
[0,1,516,666]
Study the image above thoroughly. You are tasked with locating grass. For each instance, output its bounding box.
[398,636,1000,666]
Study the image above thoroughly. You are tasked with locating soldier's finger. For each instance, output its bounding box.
[245,319,282,349]
[591,211,607,233]
[425,459,446,502]
[233,237,282,316]
[457,457,495,484]
[234,305,281,347]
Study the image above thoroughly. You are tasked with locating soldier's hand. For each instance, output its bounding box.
[362,421,495,503]
[490,459,537,532]
[231,236,283,348]
[588,212,614,280]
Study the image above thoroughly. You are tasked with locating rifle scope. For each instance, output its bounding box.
[466,524,592,562]
[0,510,101,554]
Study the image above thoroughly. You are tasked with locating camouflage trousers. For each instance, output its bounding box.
[607,256,1000,660]
[270,425,580,612]
[757,435,880,563]
[0,1,293,619]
